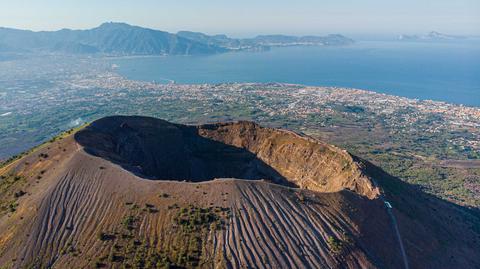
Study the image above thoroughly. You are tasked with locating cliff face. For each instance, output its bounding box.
[0,116,478,269]
[197,121,379,199]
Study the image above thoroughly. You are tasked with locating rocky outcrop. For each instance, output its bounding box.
[197,121,379,199]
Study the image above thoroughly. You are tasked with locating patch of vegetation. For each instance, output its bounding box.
[92,206,189,269]
[129,203,140,210]
[60,242,80,256]
[14,190,26,198]
[8,202,18,213]
[166,205,230,267]
[168,203,179,210]
[174,205,229,233]
[0,174,27,216]
[326,236,343,254]
[93,205,232,268]
[143,203,158,213]
[122,215,138,230]
[94,261,106,268]
[97,232,116,241]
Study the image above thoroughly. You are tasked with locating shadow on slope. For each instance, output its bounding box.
[74,116,292,186]
[354,156,480,268]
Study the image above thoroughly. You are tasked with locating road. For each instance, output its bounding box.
[385,200,409,269]
[372,178,410,269]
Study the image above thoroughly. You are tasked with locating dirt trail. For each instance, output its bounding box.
[386,207,409,269]
[371,177,409,269]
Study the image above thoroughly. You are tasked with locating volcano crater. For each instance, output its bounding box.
[74,116,379,198]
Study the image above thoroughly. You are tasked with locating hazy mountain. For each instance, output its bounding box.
[398,31,466,41]
[248,34,354,46]
[0,22,354,56]
[178,31,354,50]
[0,22,227,55]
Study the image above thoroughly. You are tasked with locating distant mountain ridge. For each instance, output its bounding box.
[0,22,227,55]
[177,31,354,51]
[398,31,466,41]
[0,22,354,56]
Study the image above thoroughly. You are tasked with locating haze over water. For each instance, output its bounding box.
[111,40,480,107]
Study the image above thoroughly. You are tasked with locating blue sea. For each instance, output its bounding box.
[110,40,480,107]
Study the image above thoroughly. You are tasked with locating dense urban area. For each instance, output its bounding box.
[1,55,479,207]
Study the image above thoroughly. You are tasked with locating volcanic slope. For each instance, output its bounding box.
[0,116,479,269]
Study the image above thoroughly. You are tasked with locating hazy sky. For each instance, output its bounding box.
[0,0,479,36]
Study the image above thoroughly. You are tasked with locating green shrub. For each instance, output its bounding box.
[327,236,343,253]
